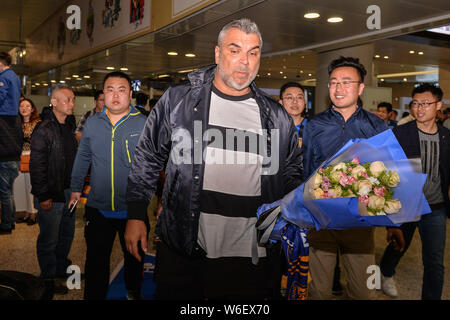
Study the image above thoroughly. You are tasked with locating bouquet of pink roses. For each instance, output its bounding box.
[312,157,402,216]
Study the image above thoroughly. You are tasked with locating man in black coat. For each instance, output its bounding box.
[380,83,449,300]
[30,84,78,296]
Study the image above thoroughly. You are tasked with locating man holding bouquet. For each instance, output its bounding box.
[302,56,388,299]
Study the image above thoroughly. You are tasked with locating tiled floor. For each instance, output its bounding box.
[0,204,448,300]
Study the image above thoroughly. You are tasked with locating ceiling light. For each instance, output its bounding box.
[120,67,128,71]
[380,78,385,82]
[43,83,48,86]
[383,56,389,59]
[308,73,312,76]
[300,70,304,73]
[158,74,170,78]
[403,78,407,82]
[374,55,380,58]
[280,71,283,74]
[409,50,415,54]
[418,51,424,55]
[106,67,114,70]
[84,75,90,79]
[35,83,40,86]
[66,77,71,80]
[267,72,271,76]
[167,52,178,56]
[178,69,194,73]
[59,80,65,83]
[50,80,56,83]
[76,78,82,80]
[327,17,343,23]
[185,53,196,57]
[304,12,320,19]
[283,76,287,79]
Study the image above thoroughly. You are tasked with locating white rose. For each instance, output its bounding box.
[332,162,347,172]
[368,195,385,210]
[328,186,342,198]
[313,188,325,199]
[313,173,323,189]
[387,171,400,187]
[351,165,367,178]
[370,161,386,177]
[329,170,342,184]
[384,199,402,214]
[357,180,372,196]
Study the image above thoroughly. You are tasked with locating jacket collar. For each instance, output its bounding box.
[329,104,363,121]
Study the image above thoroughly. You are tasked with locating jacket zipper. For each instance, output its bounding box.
[109,112,134,211]
[126,139,131,163]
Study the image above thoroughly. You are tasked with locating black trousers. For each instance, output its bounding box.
[83,206,149,300]
[154,240,282,300]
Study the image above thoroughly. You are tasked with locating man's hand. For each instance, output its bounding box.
[387,227,405,251]
[68,192,81,209]
[125,219,148,262]
[40,199,53,211]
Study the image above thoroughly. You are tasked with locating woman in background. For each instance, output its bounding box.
[14,98,41,225]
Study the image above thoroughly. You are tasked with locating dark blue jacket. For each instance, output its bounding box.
[0,68,21,116]
[393,121,449,217]
[302,105,388,179]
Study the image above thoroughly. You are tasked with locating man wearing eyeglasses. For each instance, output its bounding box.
[302,56,388,300]
[379,83,449,300]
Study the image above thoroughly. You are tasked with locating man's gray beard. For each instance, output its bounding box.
[218,64,257,91]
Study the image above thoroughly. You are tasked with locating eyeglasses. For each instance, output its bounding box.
[282,95,304,102]
[328,80,361,89]
[411,101,439,109]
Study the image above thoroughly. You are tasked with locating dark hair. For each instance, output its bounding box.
[392,110,398,116]
[377,102,393,113]
[0,52,12,66]
[402,111,410,118]
[103,71,132,91]
[412,83,443,101]
[328,56,367,83]
[135,92,149,105]
[279,82,305,99]
[149,98,159,108]
[93,90,104,100]
[19,98,40,122]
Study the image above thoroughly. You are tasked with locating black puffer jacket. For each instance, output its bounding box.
[127,65,303,257]
[30,111,77,202]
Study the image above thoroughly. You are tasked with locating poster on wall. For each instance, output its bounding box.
[26,0,151,73]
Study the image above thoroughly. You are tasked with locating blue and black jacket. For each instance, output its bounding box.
[70,106,146,217]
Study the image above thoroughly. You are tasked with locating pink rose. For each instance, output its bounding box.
[352,157,360,165]
[361,172,369,178]
[374,186,386,197]
[358,195,369,205]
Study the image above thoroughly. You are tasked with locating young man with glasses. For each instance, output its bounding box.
[302,56,388,299]
[279,82,308,147]
[379,83,449,300]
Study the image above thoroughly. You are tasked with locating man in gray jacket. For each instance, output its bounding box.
[69,71,148,300]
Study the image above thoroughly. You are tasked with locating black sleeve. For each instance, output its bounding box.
[126,89,172,220]
[30,125,51,202]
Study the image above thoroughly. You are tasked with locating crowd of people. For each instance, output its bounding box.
[0,18,448,301]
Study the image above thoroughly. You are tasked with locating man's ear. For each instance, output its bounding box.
[215,46,220,65]
[436,101,442,111]
[358,83,365,96]
[50,98,56,107]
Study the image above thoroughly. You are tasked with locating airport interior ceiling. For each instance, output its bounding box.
[0,0,449,94]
